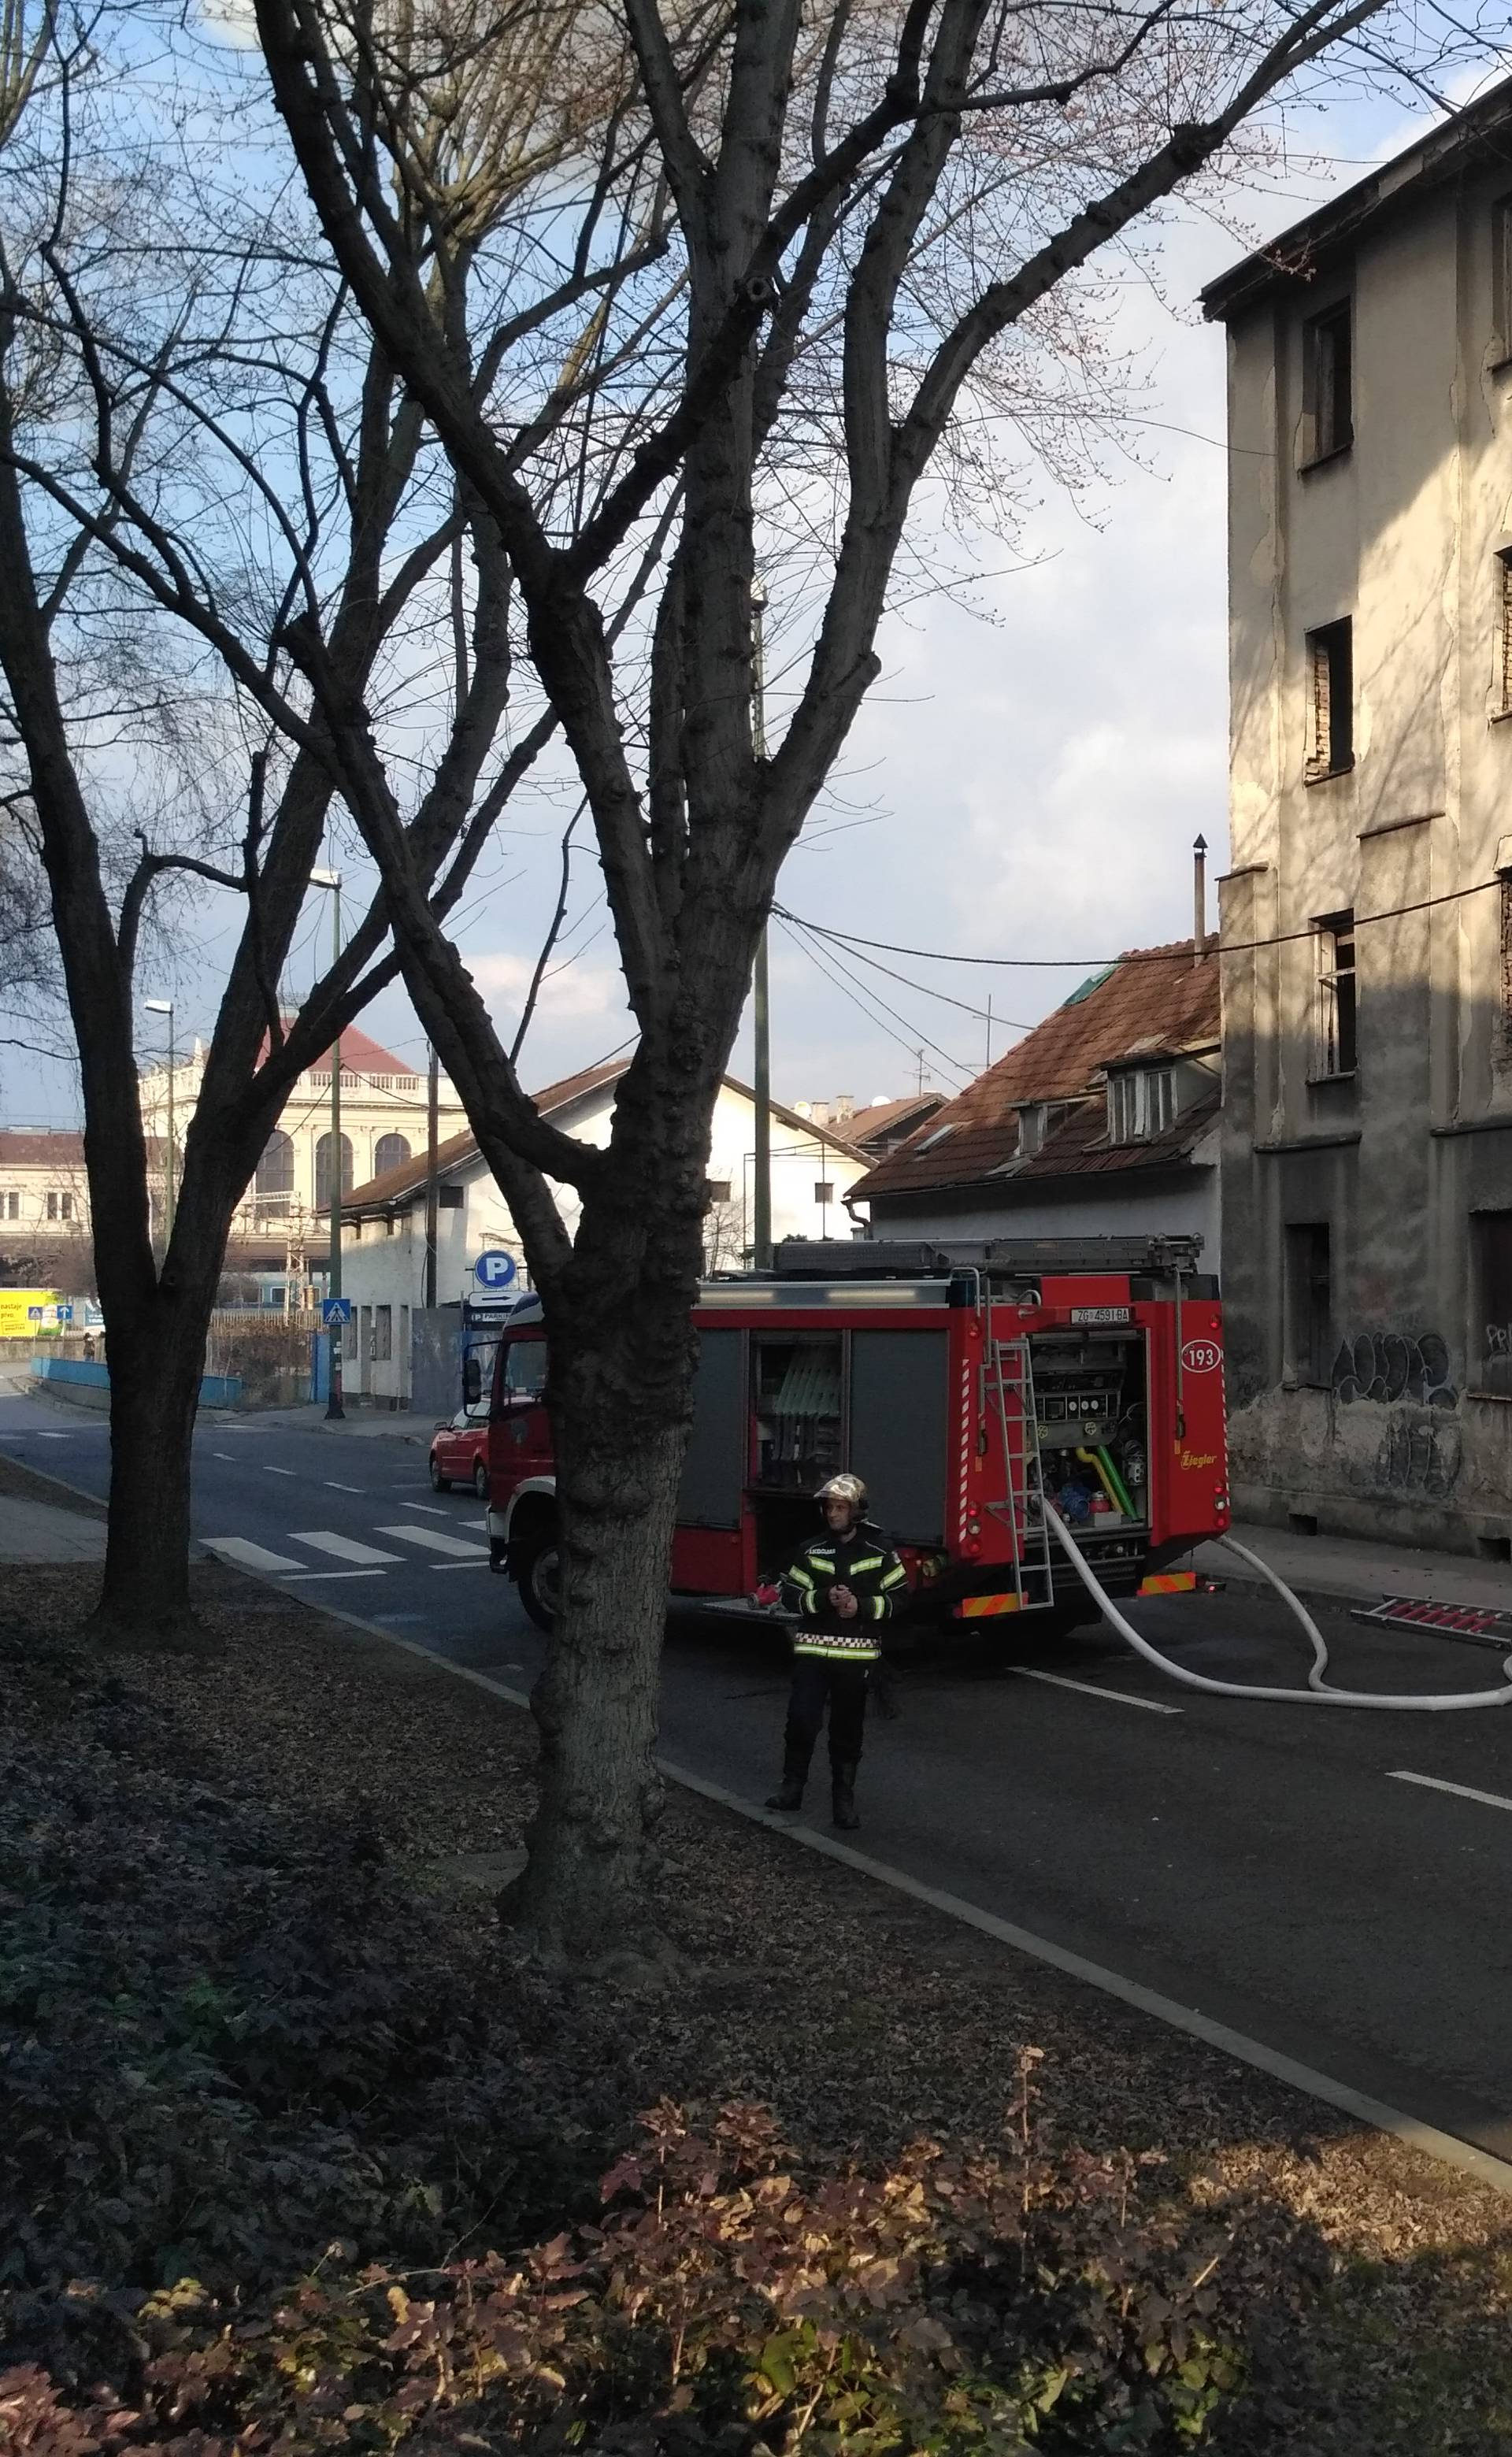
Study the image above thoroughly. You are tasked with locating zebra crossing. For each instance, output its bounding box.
[205,1514,491,1582]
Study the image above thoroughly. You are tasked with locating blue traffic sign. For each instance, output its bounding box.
[473,1250,517,1291]
[322,1295,353,1326]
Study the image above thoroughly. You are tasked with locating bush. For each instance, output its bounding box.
[2,2090,1244,2454]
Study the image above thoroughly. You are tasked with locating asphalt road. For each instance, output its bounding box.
[8,1382,1512,2166]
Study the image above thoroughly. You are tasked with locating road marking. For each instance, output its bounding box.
[1389,1769,1512,1815]
[282,1568,387,1582]
[403,1502,449,1515]
[324,1480,363,1492]
[205,1536,306,1573]
[213,1452,235,1462]
[376,1524,491,1558]
[287,1529,404,1566]
[429,1558,491,1572]
[264,1465,297,1477]
[304,1603,1512,2205]
[1015,1667,1181,1716]
[36,1432,70,1440]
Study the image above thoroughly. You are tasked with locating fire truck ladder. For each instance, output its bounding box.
[984,1336,1055,1610]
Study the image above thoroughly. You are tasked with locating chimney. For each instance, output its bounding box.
[1192,835,1208,966]
[836,1092,854,1124]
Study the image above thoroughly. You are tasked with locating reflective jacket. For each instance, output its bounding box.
[779,1521,909,1662]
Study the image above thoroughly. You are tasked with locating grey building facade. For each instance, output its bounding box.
[1205,84,1512,1556]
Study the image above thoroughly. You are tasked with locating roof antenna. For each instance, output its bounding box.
[1192,835,1208,967]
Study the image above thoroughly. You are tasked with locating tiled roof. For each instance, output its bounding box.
[336,1058,632,1214]
[721,1077,870,1165]
[852,941,1220,1203]
[336,1060,873,1217]
[0,1129,87,1169]
[255,1021,417,1079]
[851,1093,947,1154]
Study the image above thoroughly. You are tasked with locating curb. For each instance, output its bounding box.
[277,1578,1512,2203]
[1196,1560,1512,1647]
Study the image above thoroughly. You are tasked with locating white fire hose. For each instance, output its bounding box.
[1043,1504,1512,1711]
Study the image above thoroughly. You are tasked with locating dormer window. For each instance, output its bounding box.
[1107,1066,1176,1144]
[1017,1104,1047,1157]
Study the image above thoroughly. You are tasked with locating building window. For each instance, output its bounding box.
[1495,194,1512,358]
[374,1132,411,1177]
[707,1180,732,1204]
[1475,1211,1512,1386]
[314,1131,354,1210]
[1303,300,1352,462]
[1315,913,1358,1076]
[254,1128,294,1215]
[61,1193,73,1221]
[1496,552,1512,716]
[1017,1104,1047,1157]
[1107,1067,1175,1144]
[438,1183,464,1210]
[46,1191,57,1220]
[1305,621,1353,780]
[374,1303,392,1362]
[3,1192,15,1221]
[1285,1222,1332,1385]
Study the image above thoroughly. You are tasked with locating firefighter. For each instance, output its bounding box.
[766,1472,908,1830]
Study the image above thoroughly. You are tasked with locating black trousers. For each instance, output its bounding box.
[784,1655,869,1773]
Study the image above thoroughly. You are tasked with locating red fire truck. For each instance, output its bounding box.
[485,1236,1229,1635]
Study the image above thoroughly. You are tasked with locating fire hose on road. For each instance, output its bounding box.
[1043,1505,1512,1711]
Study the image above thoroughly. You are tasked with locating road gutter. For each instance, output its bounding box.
[305,1589,1512,2203]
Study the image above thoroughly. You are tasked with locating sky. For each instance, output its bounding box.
[2,70,1492,1131]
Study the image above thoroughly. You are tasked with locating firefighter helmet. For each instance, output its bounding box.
[816,1471,868,1513]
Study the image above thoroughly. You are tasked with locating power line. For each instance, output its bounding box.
[776,917,973,1088]
[787,915,1036,1033]
[773,875,1505,970]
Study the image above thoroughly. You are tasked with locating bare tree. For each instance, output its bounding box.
[246,0,1507,1957]
[0,0,663,1639]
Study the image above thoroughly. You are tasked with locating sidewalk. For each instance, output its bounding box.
[1191,1518,1512,1620]
[0,1493,106,1562]
[228,1403,432,1439]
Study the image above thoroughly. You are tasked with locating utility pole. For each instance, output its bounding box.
[311,868,344,1418]
[424,1039,439,1310]
[985,993,993,1072]
[750,576,772,1271]
[1193,834,1208,966]
[143,999,175,1245]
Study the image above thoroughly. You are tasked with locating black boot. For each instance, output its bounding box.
[766,1743,810,1811]
[831,1761,861,1831]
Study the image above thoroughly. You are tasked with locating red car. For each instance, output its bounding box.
[428,1399,491,1497]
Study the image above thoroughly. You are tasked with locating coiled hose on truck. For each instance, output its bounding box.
[1043,1503,1512,1712]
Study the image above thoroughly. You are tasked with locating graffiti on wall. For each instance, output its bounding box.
[1330,1331,1457,1410]
[1325,1329,1462,1497]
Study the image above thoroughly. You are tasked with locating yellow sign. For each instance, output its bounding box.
[0,1288,62,1336]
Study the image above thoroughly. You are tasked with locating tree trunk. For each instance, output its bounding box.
[506,1375,687,1964]
[89,1297,221,1652]
[502,1062,713,1966]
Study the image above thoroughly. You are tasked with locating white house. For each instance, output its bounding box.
[334,1058,874,1404]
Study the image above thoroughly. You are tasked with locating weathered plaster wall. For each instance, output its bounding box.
[1219,167,1512,1551]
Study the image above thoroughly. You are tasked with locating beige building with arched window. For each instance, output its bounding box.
[136,1025,466,1284]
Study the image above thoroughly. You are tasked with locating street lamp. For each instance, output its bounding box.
[309,869,344,1419]
[143,998,176,1243]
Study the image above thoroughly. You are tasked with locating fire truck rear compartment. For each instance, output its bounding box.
[1028,1331,1150,1596]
